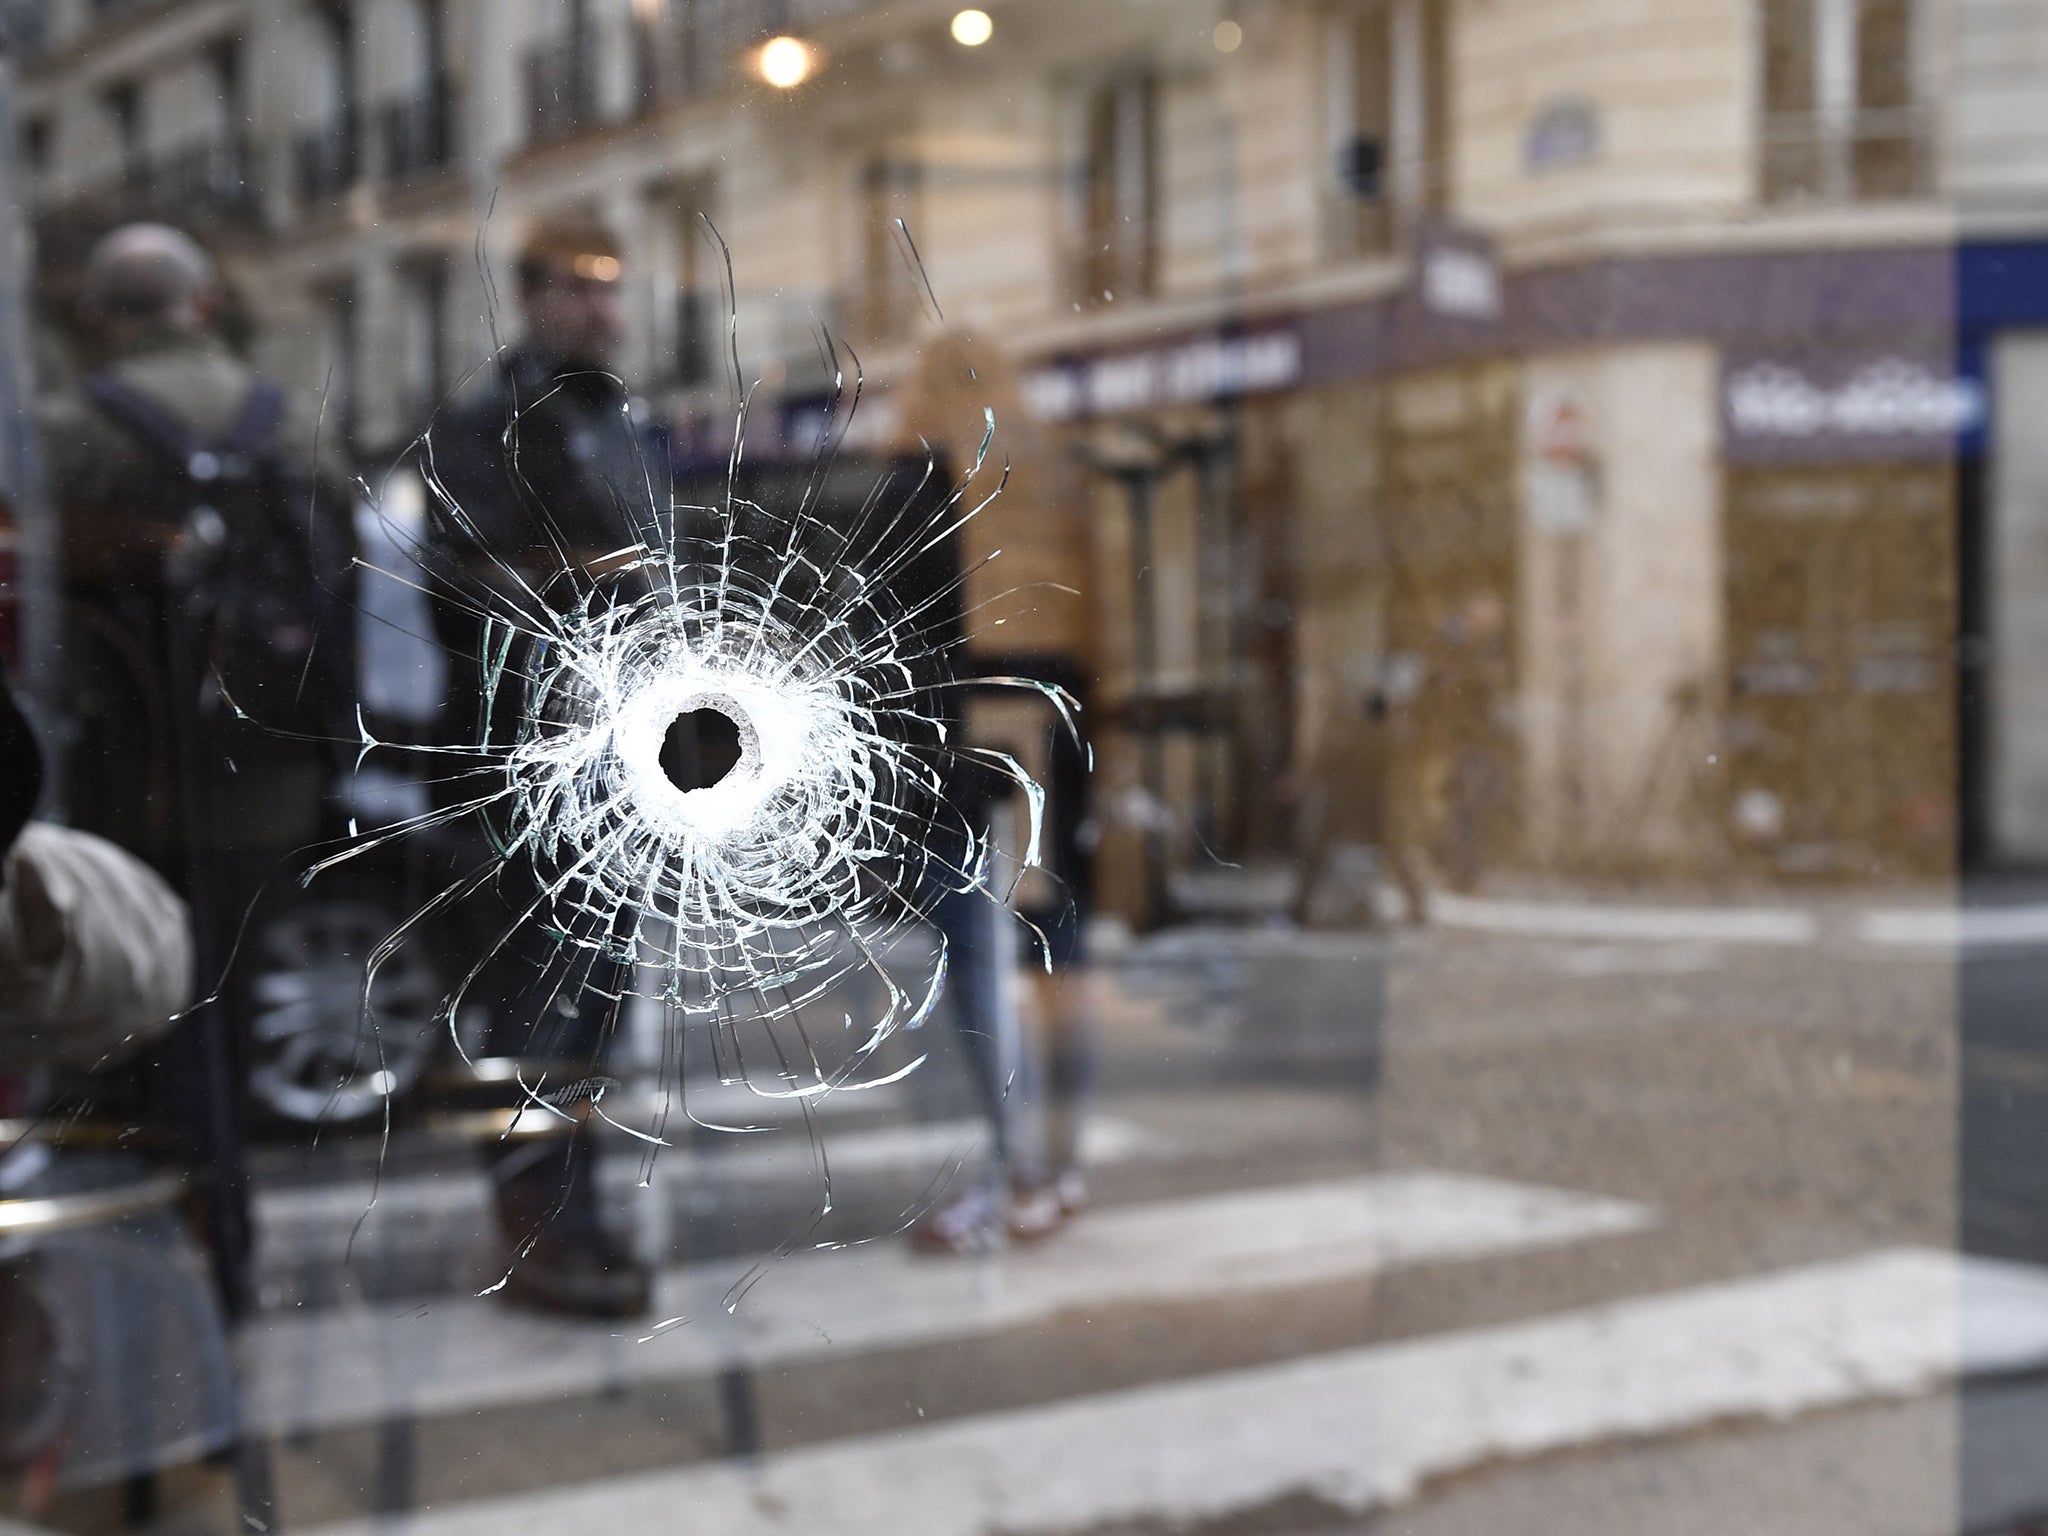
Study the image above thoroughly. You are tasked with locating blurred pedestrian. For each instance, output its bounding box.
[0,681,193,1076]
[893,331,1098,1253]
[45,224,352,872]
[1015,686,1095,1216]
[0,680,245,1525]
[910,711,1094,1254]
[425,217,656,1317]
[39,222,355,1317]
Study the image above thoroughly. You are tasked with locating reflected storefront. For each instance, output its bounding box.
[1019,235,1990,914]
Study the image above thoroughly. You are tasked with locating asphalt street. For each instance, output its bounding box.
[46,895,2048,1536]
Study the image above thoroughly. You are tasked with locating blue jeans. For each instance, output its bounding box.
[929,882,1039,1183]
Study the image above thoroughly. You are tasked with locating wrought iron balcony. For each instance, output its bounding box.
[1762,105,1938,204]
[295,114,360,204]
[46,135,264,230]
[147,133,263,225]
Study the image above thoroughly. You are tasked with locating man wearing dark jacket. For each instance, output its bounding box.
[426,218,657,1318]
[430,218,652,571]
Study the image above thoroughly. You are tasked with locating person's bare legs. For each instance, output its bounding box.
[1027,962,1093,1213]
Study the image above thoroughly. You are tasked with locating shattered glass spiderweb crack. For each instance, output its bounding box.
[304,322,1085,1282]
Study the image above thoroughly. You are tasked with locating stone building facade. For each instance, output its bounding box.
[20,0,2048,916]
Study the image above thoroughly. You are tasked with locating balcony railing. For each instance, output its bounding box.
[1762,105,1937,204]
[46,136,264,230]
[380,76,457,181]
[525,38,600,147]
[147,133,263,225]
[295,114,360,204]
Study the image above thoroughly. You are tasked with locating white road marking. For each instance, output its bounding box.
[1549,941,1725,977]
[299,1246,2048,1536]
[1129,895,2048,955]
[1427,891,1817,946]
[1862,905,2048,949]
[254,1116,1155,1234]
[248,1172,1651,1436]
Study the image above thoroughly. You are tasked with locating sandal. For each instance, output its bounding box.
[1053,1167,1088,1217]
[909,1186,1005,1256]
[910,1182,1071,1254]
[1005,1184,1065,1241]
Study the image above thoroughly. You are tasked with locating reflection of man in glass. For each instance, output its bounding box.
[42,224,352,1319]
[47,225,344,877]
[432,219,646,570]
[428,219,655,1317]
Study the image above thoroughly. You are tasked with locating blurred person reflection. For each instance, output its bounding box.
[927,688,1096,1250]
[0,681,252,1526]
[426,218,656,1317]
[1017,697,1095,1215]
[38,223,354,1317]
[895,332,1097,1254]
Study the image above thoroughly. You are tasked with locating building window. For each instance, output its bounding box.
[21,116,48,182]
[207,36,245,133]
[633,0,724,111]
[396,257,448,425]
[1324,0,1451,258]
[148,39,261,226]
[858,158,926,341]
[317,280,359,451]
[527,0,601,146]
[297,2,360,203]
[206,38,255,203]
[654,179,718,388]
[1761,0,1930,202]
[381,0,456,180]
[100,80,143,190]
[1070,72,1156,307]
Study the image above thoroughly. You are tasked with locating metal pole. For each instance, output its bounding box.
[0,38,64,755]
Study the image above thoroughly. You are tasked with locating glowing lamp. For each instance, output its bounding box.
[759,35,815,89]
